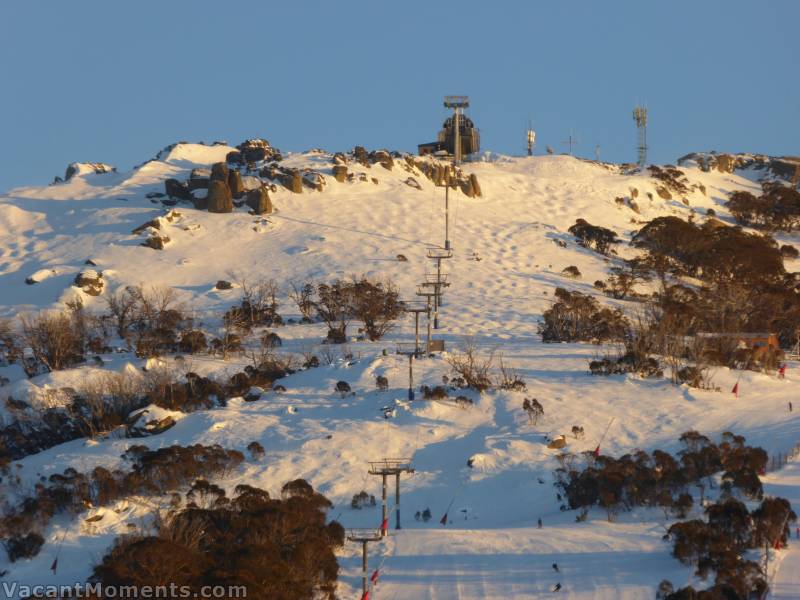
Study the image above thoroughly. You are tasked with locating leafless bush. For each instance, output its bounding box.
[289,280,316,322]
[446,338,495,392]
[239,278,282,327]
[74,370,147,435]
[496,354,526,391]
[20,310,84,371]
[103,287,138,340]
[0,318,19,364]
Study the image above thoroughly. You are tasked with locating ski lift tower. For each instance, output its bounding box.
[415,286,436,352]
[369,458,415,534]
[402,300,429,357]
[425,247,452,329]
[396,343,417,401]
[346,528,383,597]
[436,166,456,251]
[633,105,648,168]
[444,95,470,165]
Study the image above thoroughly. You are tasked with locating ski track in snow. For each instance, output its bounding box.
[0,145,798,598]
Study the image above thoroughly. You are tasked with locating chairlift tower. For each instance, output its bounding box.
[633,105,648,167]
[369,458,415,534]
[436,168,455,251]
[444,95,470,165]
[402,300,429,357]
[396,343,417,400]
[346,528,383,597]
[426,248,452,329]
[415,287,436,352]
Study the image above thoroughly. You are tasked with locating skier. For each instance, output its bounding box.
[552,562,559,572]
[796,526,800,539]
[790,401,793,413]
[552,583,561,592]
[537,518,542,529]
[779,364,787,379]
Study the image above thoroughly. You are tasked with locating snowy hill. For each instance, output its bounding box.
[0,141,798,598]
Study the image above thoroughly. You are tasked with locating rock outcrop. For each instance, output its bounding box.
[206,179,233,213]
[228,169,244,199]
[164,178,193,201]
[246,186,273,214]
[74,270,104,296]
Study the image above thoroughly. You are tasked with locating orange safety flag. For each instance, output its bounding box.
[380,518,388,533]
[371,569,380,584]
[731,382,739,397]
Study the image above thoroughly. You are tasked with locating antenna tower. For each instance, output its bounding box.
[562,130,579,156]
[526,121,536,156]
[633,105,648,167]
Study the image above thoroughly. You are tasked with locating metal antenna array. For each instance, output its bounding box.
[562,130,579,156]
[369,459,415,534]
[633,105,648,167]
[526,120,536,156]
[346,528,383,598]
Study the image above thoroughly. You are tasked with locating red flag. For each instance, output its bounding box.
[50,558,58,573]
[440,512,448,526]
[380,518,388,534]
[371,569,380,584]
[774,539,782,550]
[731,382,739,397]
[361,592,369,600]
[779,364,786,379]
[593,446,600,457]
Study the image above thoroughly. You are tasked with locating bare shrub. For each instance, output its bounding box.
[239,278,282,327]
[446,338,494,391]
[103,287,139,340]
[496,354,526,390]
[289,280,316,322]
[20,310,84,371]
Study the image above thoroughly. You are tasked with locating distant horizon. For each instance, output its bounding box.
[2,0,797,192]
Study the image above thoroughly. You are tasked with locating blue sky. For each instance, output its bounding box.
[1,0,797,191]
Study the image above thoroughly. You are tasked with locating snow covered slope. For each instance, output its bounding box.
[0,143,798,598]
